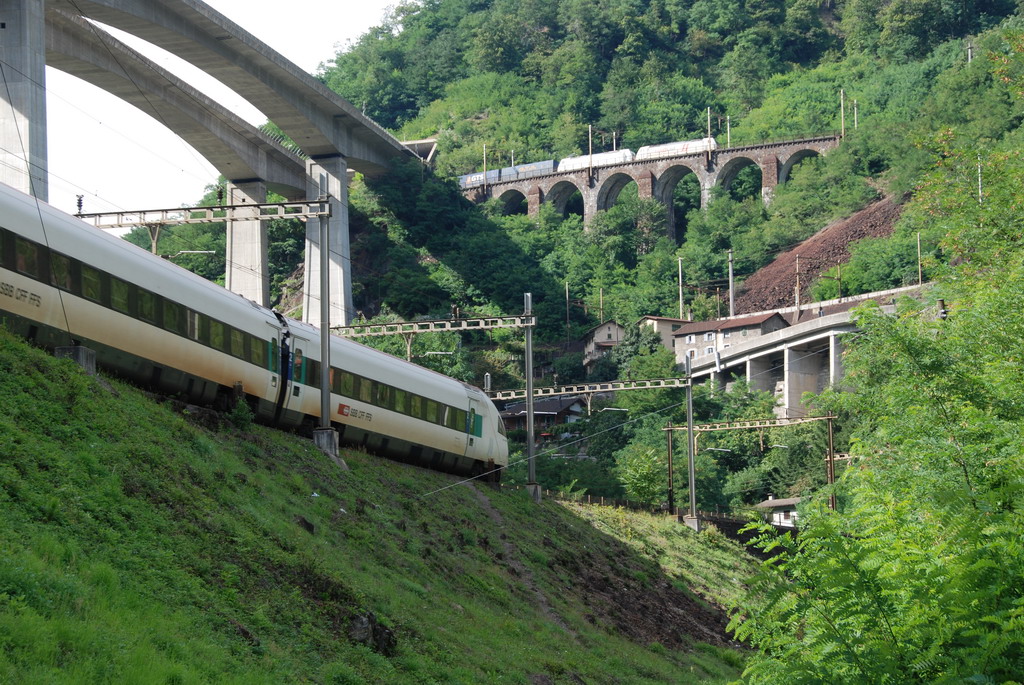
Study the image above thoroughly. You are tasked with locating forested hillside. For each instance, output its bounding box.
[86,0,1024,680]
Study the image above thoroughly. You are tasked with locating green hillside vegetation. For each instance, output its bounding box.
[0,329,755,683]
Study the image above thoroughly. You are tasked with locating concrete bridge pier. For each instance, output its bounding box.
[225,181,270,307]
[0,0,47,200]
[304,157,352,328]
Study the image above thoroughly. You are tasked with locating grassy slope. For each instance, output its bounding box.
[0,329,755,683]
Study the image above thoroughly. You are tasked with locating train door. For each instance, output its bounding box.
[466,396,491,456]
[289,335,310,409]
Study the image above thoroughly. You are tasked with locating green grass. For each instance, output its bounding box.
[0,328,754,683]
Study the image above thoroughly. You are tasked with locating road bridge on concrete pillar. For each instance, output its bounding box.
[682,285,923,418]
[465,135,839,241]
[3,0,414,325]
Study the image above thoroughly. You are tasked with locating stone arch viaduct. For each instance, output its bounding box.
[465,136,840,241]
[1,0,414,326]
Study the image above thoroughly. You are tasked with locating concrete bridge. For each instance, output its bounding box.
[1,0,415,325]
[465,135,839,240]
[683,285,925,418]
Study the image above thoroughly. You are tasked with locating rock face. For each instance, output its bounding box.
[736,197,903,314]
[348,612,397,656]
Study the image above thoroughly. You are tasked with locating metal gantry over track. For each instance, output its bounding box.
[488,377,689,401]
[75,200,331,229]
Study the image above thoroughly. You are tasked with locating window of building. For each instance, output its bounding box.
[687,349,696,359]
[705,346,714,355]
[704,332,714,342]
[723,330,731,338]
[686,334,695,344]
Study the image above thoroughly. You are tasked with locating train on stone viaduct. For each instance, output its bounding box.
[458,137,718,189]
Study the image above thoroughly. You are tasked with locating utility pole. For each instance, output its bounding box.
[678,257,684,319]
[917,232,923,285]
[795,254,801,311]
[683,355,700,531]
[827,416,836,511]
[314,192,346,469]
[525,293,540,503]
[840,89,846,138]
[565,281,570,343]
[667,421,676,517]
[728,250,735,317]
[588,124,594,178]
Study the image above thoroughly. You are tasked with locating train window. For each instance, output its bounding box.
[472,412,484,438]
[449,407,467,432]
[209,320,225,351]
[164,300,185,335]
[339,371,355,396]
[497,420,506,437]
[139,290,158,323]
[249,335,266,367]
[425,399,439,424]
[187,311,201,341]
[81,265,102,303]
[292,349,304,383]
[230,328,244,358]
[410,394,423,419]
[307,360,320,389]
[376,383,392,409]
[393,388,407,414]
[14,238,38,277]
[110,277,130,313]
[359,378,373,404]
[270,338,279,371]
[50,253,72,290]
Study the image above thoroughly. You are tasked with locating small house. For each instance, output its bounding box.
[754,494,800,528]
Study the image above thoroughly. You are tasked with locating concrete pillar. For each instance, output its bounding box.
[829,332,844,385]
[784,346,820,418]
[304,156,352,328]
[747,356,773,393]
[225,181,270,306]
[761,154,779,206]
[527,185,542,217]
[0,0,47,200]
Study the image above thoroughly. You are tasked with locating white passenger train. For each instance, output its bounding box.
[0,182,508,478]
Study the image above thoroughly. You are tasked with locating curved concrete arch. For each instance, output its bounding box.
[595,172,638,212]
[497,188,527,215]
[779,148,821,184]
[46,0,411,173]
[545,180,584,217]
[45,9,307,198]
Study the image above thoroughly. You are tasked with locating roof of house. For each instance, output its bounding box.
[583,319,625,337]
[638,315,691,324]
[754,496,802,509]
[500,396,586,418]
[673,312,788,337]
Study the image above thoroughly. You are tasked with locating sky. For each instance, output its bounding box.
[44,0,395,217]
